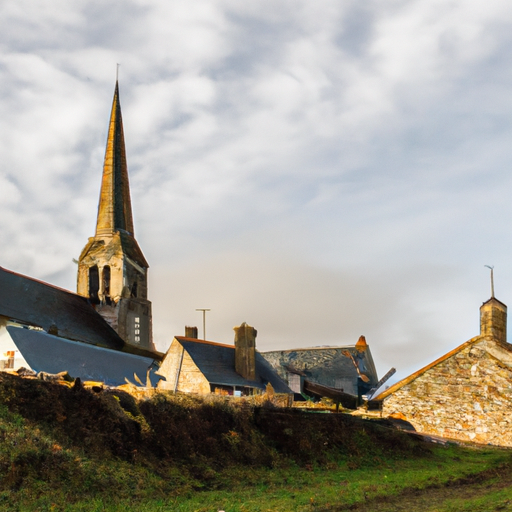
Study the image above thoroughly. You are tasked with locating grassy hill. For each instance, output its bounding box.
[0,373,510,511]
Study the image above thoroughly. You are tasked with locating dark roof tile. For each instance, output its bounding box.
[7,326,159,387]
[0,266,124,350]
[175,337,291,393]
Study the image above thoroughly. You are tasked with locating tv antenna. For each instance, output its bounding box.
[196,309,211,340]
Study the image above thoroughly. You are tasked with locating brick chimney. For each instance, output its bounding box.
[234,322,257,381]
[185,326,198,339]
[480,297,507,344]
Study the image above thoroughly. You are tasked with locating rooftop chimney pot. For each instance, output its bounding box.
[185,326,198,339]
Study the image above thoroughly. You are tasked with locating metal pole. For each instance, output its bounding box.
[196,309,211,340]
[485,265,495,298]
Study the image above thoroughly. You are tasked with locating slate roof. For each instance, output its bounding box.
[0,266,124,350]
[175,337,292,393]
[7,326,161,387]
[262,345,379,390]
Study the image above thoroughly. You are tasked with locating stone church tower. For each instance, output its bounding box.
[77,81,155,352]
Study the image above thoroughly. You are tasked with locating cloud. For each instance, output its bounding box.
[1,0,512,379]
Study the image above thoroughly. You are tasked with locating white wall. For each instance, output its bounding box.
[0,323,31,371]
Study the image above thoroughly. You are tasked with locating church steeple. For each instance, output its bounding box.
[77,81,154,352]
[96,81,134,236]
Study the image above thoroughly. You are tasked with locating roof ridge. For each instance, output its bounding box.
[262,345,358,353]
[0,266,82,298]
[175,336,234,349]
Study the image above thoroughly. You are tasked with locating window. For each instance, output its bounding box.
[134,317,141,344]
[287,373,301,393]
[102,266,111,299]
[89,266,99,303]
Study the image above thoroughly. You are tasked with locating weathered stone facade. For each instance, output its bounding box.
[157,339,210,393]
[157,328,292,396]
[380,336,512,446]
[76,82,154,352]
[480,297,507,344]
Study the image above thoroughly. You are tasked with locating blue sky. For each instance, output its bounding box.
[1,0,512,381]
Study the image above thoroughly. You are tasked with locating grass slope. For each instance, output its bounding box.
[0,373,510,511]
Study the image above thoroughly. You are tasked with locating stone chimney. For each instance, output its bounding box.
[234,322,257,381]
[480,297,507,344]
[185,326,198,339]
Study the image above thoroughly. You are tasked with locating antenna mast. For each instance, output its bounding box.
[196,308,211,340]
[485,265,495,298]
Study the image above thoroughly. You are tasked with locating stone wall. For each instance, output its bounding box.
[157,340,210,394]
[382,338,512,446]
[480,298,507,344]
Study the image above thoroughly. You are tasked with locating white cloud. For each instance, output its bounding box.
[1,0,512,378]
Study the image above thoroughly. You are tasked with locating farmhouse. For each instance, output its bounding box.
[157,323,291,395]
[372,296,512,446]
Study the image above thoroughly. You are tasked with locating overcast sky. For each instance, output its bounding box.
[2,0,512,382]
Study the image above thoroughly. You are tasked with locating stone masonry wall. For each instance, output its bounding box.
[157,340,210,394]
[382,339,512,446]
[480,299,507,344]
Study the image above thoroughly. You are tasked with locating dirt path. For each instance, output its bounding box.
[327,464,512,512]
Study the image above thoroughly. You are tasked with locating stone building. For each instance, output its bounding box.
[0,82,162,385]
[0,266,163,386]
[158,323,292,395]
[372,296,512,447]
[0,81,290,394]
[77,81,155,352]
[262,336,379,397]
[262,336,378,395]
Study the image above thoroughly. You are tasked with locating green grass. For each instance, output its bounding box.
[165,448,512,512]
[0,375,511,512]
[2,444,510,511]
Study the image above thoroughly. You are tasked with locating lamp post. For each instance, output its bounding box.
[196,309,211,340]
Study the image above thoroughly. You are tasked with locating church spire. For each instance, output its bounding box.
[95,81,134,237]
[77,80,154,352]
